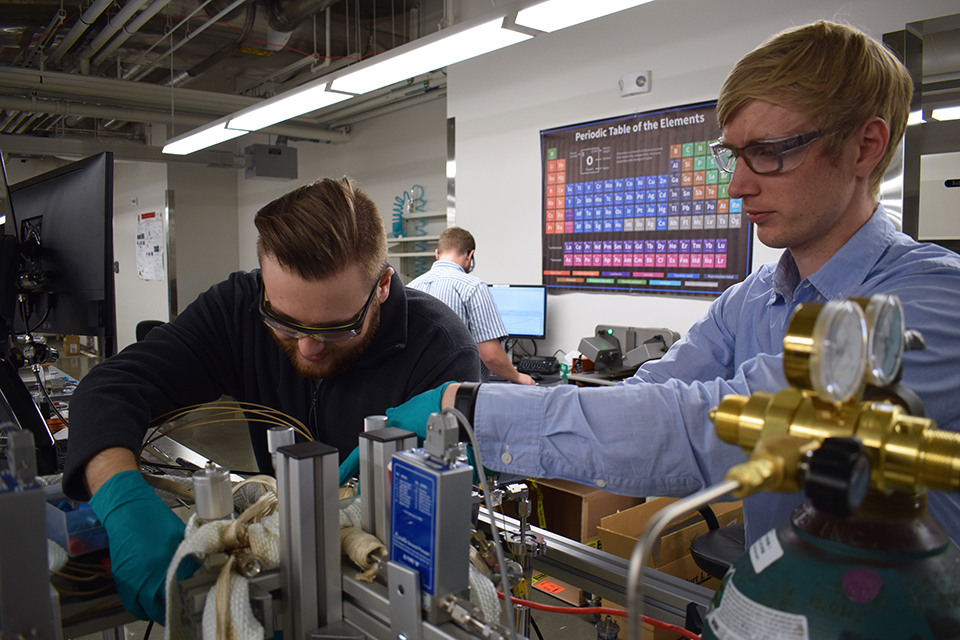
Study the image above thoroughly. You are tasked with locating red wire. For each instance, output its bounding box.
[496,591,701,640]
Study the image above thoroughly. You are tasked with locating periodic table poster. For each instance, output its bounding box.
[541,101,752,297]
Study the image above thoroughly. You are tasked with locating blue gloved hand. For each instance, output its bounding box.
[338,445,360,485]
[385,381,456,439]
[89,470,198,623]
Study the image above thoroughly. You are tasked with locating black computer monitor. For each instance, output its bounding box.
[7,153,117,357]
[487,284,547,340]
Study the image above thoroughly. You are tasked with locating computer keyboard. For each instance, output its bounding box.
[516,356,559,375]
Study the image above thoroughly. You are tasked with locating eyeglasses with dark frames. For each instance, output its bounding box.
[259,270,384,342]
[710,130,820,175]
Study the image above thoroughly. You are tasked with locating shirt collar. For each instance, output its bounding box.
[771,204,895,304]
[432,260,466,274]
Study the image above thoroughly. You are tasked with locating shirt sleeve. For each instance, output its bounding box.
[465,283,508,343]
[473,351,786,498]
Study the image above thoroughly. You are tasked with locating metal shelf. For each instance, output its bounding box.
[402,210,447,219]
[386,234,441,243]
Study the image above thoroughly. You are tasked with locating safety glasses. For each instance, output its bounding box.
[259,270,383,342]
[710,130,820,175]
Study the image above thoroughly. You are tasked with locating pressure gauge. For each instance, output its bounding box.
[783,300,868,403]
[863,294,905,387]
[809,301,868,403]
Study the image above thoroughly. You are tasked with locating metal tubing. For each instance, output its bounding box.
[627,480,740,640]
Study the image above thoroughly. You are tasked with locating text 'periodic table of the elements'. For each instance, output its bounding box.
[541,101,752,297]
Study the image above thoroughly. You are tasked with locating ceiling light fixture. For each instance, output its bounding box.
[227,83,352,132]
[931,105,960,122]
[330,18,531,95]
[163,122,247,155]
[907,110,925,126]
[515,0,654,33]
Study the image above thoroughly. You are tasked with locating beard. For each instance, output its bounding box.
[271,300,381,380]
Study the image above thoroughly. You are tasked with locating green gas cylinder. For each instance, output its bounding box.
[702,492,960,639]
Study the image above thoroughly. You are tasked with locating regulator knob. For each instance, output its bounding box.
[804,438,871,518]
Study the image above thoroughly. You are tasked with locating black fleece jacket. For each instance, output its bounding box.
[62,268,480,499]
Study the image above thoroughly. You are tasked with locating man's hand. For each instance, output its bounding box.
[88,469,197,623]
[515,372,536,385]
[385,381,457,438]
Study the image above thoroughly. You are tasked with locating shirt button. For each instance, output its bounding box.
[501,452,513,464]
[595,479,607,488]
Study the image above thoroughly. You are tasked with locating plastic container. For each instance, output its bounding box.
[44,485,108,557]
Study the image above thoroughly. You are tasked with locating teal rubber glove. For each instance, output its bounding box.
[89,470,198,623]
[338,445,360,485]
[385,381,456,439]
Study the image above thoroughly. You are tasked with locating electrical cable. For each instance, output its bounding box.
[529,614,545,640]
[443,407,517,639]
[32,366,69,426]
[494,592,700,640]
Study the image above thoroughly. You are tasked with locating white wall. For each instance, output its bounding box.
[167,163,240,309]
[113,161,169,349]
[236,96,449,272]
[447,0,958,357]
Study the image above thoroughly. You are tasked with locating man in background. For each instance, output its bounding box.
[64,177,480,622]
[409,227,535,385]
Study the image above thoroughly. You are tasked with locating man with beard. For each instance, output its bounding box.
[62,176,480,623]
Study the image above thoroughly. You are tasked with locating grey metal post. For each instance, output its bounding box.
[359,426,416,543]
[276,441,342,640]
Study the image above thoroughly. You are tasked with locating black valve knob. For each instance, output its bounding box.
[804,437,871,518]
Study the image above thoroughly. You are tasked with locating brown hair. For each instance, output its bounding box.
[255,176,386,285]
[437,227,476,256]
[717,20,913,197]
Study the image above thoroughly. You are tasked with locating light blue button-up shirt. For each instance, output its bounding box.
[409,260,507,381]
[473,206,960,544]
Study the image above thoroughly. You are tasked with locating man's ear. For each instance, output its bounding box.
[854,116,890,179]
[378,267,394,302]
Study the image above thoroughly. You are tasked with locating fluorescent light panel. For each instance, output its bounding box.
[228,84,352,132]
[332,19,530,95]
[516,0,654,33]
[163,123,247,156]
[932,105,960,122]
[907,110,925,126]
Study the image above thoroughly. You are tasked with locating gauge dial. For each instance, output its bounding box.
[863,294,905,387]
[809,300,868,403]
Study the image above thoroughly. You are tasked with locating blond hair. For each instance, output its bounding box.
[255,176,386,286]
[717,21,913,197]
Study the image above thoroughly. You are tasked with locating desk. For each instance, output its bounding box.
[489,373,565,386]
[565,371,631,386]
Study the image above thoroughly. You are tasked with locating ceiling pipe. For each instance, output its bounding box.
[129,0,251,81]
[47,0,112,64]
[91,0,174,68]
[78,0,153,74]
[0,95,351,142]
[123,0,216,76]
[265,0,341,52]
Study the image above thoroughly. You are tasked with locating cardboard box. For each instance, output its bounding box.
[598,497,743,591]
[599,599,685,640]
[513,478,645,546]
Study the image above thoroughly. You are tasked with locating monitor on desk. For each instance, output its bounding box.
[7,153,117,357]
[487,284,546,340]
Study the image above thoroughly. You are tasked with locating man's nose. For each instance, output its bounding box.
[726,161,758,200]
[298,336,327,357]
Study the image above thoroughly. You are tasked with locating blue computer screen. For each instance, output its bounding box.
[487,284,546,339]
